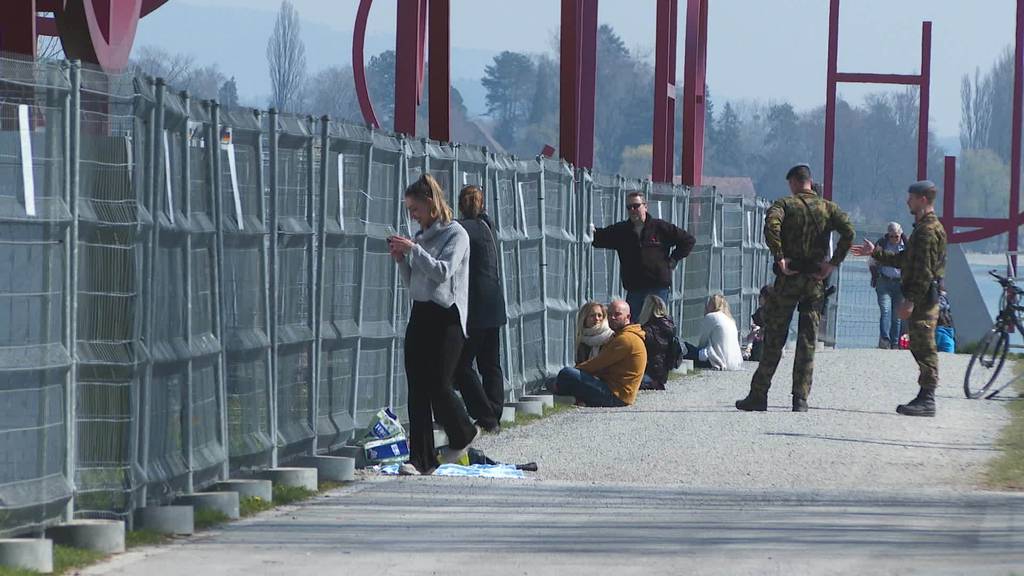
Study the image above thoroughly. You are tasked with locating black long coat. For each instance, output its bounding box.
[459,213,507,331]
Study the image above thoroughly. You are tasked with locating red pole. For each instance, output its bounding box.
[681,0,708,186]
[823,0,840,201]
[1010,0,1024,266]
[559,0,580,166]
[577,0,598,169]
[0,0,37,58]
[942,156,956,240]
[428,0,450,142]
[394,0,423,136]
[917,22,932,181]
[652,0,678,182]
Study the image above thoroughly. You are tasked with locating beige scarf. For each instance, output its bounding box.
[579,321,614,359]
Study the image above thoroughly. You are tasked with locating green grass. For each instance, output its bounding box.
[317,481,349,492]
[0,545,107,576]
[239,495,275,517]
[193,508,230,531]
[125,528,169,549]
[986,359,1024,490]
[271,484,317,506]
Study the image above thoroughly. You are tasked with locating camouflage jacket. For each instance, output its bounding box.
[871,211,947,305]
[764,190,855,269]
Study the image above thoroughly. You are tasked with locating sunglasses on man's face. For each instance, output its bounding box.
[627,203,644,210]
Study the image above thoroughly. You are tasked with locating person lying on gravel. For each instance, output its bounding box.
[548,299,647,407]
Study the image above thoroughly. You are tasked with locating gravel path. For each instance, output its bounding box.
[475,349,1014,491]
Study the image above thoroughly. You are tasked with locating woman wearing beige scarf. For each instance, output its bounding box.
[575,301,615,364]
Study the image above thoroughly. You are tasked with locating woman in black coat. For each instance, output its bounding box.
[453,185,508,432]
[638,295,675,390]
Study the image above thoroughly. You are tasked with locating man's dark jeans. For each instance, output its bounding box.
[551,367,626,407]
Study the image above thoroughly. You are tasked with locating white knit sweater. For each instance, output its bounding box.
[699,311,744,371]
[398,220,471,336]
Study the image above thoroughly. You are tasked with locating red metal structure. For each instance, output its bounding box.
[941,0,1024,260]
[559,0,598,169]
[353,0,450,141]
[823,0,932,202]
[651,0,679,183]
[0,0,170,71]
[679,0,708,186]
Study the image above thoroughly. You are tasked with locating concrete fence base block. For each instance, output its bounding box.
[258,467,318,491]
[500,406,516,424]
[135,506,194,536]
[214,479,273,503]
[0,538,53,573]
[334,445,370,469]
[553,395,577,406]
[511,400,544,417]
[297,456,355,482]
[46,519,125,554]
[519,394,554,409]
[175,492,240,520]
[678,359,695,374]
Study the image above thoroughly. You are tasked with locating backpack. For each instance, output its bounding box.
[669,334,684,369]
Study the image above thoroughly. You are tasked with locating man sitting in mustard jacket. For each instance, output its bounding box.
[549,299,647,407]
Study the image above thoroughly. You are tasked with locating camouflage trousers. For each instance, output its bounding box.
[908,301,940,389]
[750,274,823,399]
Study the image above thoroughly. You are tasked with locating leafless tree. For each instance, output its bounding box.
[961,67,993,151]
[308,66,359,122]
[131,46,195,86]
[266,0,307,112]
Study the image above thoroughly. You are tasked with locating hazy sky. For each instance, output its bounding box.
[139,0,1021,140]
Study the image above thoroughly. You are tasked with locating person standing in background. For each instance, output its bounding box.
[453,185,508,433]
[870,222,908,349]
[591,191,696,317]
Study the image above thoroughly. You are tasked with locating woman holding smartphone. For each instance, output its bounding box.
[388,173,479,475]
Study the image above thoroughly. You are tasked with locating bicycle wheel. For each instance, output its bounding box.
[964,327,1009,399]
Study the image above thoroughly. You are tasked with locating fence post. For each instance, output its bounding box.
[181,92,195,494]
[64,59,81,523]
[267,108,280,463]
[314,116,330,453]
[536,157,550,387]
[305,115,319,456]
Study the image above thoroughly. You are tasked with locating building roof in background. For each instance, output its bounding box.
[700,176,757,199]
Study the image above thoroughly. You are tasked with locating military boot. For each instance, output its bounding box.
[896,388,935,417]
[735,391,768,412]
[792,397,808,412]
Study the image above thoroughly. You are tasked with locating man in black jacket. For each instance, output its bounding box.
[454,185,508,432]
[593,191,696,316]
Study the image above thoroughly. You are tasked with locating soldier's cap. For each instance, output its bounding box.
[908,180,936,194]
[785,163,812,180]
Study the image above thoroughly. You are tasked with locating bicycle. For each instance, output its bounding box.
[963,270,1024,399]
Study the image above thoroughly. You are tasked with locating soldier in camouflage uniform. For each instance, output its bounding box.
[736,164,855,412]
[851,180,946,417]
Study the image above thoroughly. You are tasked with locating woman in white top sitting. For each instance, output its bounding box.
[574,301,614,364]
[683,294,744,371]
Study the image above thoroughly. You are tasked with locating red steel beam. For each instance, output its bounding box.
[394,0,423,136]
[428,0,450,142]
[834,73,921,85]
[559,0,583,166]
[577,0,598,169]
[0,0,37,58]
[823,0,840,200]
[942,156,956,239]
[918,21,932,181]
[652,0,678,182]
[36,16,58,37]
[681,0,708,186]
[1010,0,1024,263]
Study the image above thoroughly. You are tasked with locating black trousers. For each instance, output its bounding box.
[405,301,476,473]
[454,326,505,429]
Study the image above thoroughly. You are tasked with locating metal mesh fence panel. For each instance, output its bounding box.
[218,108,273,469]
[0,55,73,535]
[0,59,779,534]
